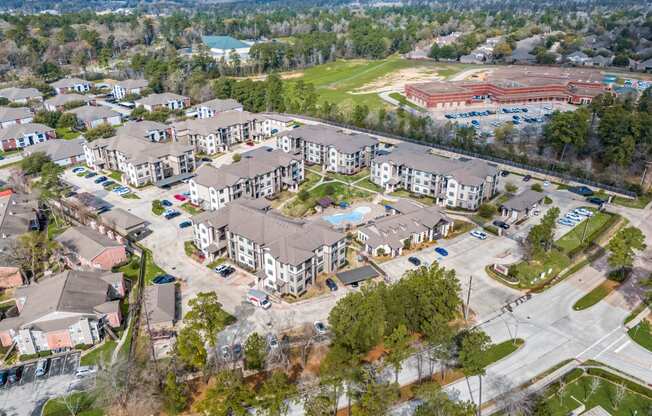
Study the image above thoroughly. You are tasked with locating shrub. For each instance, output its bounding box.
[484,225,499,235]
[531,183,543,192]
[232,153,241,162]
[152,200,164,215]
[544,196,553,205]
[478,203,498,219]
[505,182,518,193]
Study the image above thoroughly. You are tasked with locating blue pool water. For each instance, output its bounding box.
[323,206,371,226]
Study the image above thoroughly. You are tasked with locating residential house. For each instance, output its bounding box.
[43,93,92,112]
[277,125,379,175]
[588,55,613,67]
[143,283,177,331]
[99,208,148,240]
[83,133,195,187]
[637,58,652,72]
[135,92,190,112]
[116,120,170,142]
[0,87,43,104]
[50,78,93,95]
[566,51,591,65]
[112,79,149,100]
[191,199,347,296]
[358,200,453,257]
[24,137,86,166]
[172,110,267,154]
[189,98,243,119]
[189,147,304,211]
[55,226,127,270]
[68,106,121,130]
[0,107,33,129]
[500,190,545,221]
[0,123,55,152]
[0,270,125,354]
[371,143,499,210]
[0,190,41,289]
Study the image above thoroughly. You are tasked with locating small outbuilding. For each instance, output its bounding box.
[500,190,545,221]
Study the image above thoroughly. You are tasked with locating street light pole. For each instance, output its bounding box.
[464,275,473,321]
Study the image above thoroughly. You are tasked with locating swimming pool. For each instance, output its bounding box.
[323,206,371,226]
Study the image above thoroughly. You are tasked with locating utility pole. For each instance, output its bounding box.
[464,275,473,321]
[580,214,590,244]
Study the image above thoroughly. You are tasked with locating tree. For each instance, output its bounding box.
[384,324,414,383]
[421,314,454,380]
[163,371,188,415]
[493,42,512,58]
[531,183,543,192]
[10,231,58,282]
[351,104,369,127]
[33,110,61,128]
[184,291,232,349]
[353,369,399,416]
[597,105,640,167]
[505,182,518,194]
[84,123,115,141]
[543,109,589,161]
[232,153,242,162]
[297,189,310,202]
[196,370,253,416]
[585,376,601,401]
[458,329,491,416]
[607,226,646,280]
[303,389,333,416]
[175,326,207,370]
[57,112,77,128]
[256,371,297,416]
[478,203,497,219]
[20,152,51,175]
[414,382,476,416]
[320,343,357,415]
[244,332,267,371]
[612,382,626,410]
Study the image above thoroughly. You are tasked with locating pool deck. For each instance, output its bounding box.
[312,202,387,228]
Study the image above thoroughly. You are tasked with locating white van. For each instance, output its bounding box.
[247,289,271,309]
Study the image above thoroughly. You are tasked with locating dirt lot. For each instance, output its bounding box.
[352,66,444,94]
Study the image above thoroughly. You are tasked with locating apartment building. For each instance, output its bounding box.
[0,123,55,151]
[0,270,125,355]
[172,110,267,154]
[68,106,122,129]
[190,98,243,119]
[191,199,347,296]
[50,77,93,95]
[189,147,304,211]
[116,120,171,142]
[135,92,191,112]
[371,143,499,210]
[260,113,296,136]
[277,125,379,174]
[0,87,43,104]
[0,107,33,129]
[357,199,452,257]
[83,132,195,187]
[112,79,149,100]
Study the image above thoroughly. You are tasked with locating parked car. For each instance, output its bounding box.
[153,274,175,284]
[7,367,23,384]
[267,333,279,350]
[94,176,107,184]
[408,256,421,266]
[543,180,551,187]
[522,175,531,182]
[587,197,606,205]
[558,218,575,226]
[247,289,271,309]
[492,220,510,229]
[85,172,97,178]
[470,230,488,240]
[76,366,97,378]
[220,266,235,278]
[574,208,593,217]
[164,211,181,220]
[434,247,449,256]
[314,321,328,335]
[161,199,173,207]
[500,170,510,177]
[179,220,192,228]
[214,264,228,274]
[72,167,85,174]
[570,186,594,197]
[173,194,187,201]
[566,213,583,222]
[35,358,49,377]
[0,371,7,386]
[325,278,338,291]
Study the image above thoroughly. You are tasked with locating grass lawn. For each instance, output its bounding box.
[107,170,122,182]
[117,253,166,284]
[284,181,372,217]
[80,340,117,366]
[325,168,370,184]
[628,321,652,352]
[43,391,103,416]
[285,57,477,112]
[612,193,652,209]
[355,177,383,192]
[543,372,652,415]
[624,303,647,325]
[480,339,524,368]
[573,281,617,311]
[0,148,22,158]
[181,202,202,215]
[388,92,425,111]
[389,189,435,206]
[510,250,571,288]
[47,216,68,239]
[55,127,81,140]
[555,210,614,255]
[206,257,226,269]
[122,193,140,199]
[446,220,475,239]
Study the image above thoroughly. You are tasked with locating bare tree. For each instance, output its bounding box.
[557,379,567,406]
[585,377,601,401]
[490,375,534,416]
[612,382,626,410]
[60,391,87,416]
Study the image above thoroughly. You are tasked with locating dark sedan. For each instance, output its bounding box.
[408,257,421,266]
[153,274,175,284]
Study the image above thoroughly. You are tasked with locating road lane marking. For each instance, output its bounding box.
[614,340,630,353]
[593,333,627,360]
[575,327,620,358]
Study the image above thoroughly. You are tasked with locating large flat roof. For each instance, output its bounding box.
[336,266,379,285]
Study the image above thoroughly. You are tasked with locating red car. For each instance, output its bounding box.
[173,194,187,201]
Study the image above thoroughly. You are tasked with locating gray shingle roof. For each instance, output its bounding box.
[68,106,120,123]
[0,107,32,123]
[26,137,85,161]
[194,98,242,113]
[135,92,188,107]
[99,208,146,234]
[0,123,52,141]
[116,120,167,138]
[0,87,42,101]
[50,78,91,89]
[286,125,378,154]
[55,226,123,262]
[173,110,258,135]
[116,79,149,90]
[87,133,193,165]
[144,283,176,324]
[501,190,545,212]
[44,93,90,107]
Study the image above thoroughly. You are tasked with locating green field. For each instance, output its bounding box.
[80,340,117,366]
[628,321,652,352]
[285,57,477,111]
[43,392,103,416]
[555,210,614,255]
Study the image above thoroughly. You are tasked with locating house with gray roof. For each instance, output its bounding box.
[99,208,148,239]
[192,198,346,296]
[112,79,149,100]
[44,93,92,112]
[172,110,267,154]
[55,226,127,270]
[83,128,195,187]
[358,199,452,257]
[0,107,33,129]
[68,106,121,129]
[500,190,545,221]
[135,92,190,112]
[277,125,379,175]
[50,77,92,95]
[371,143,499,210]
[0,87,43,104]
[189,147,304,211]
[24,137,86,166]
[190,98,243,119]
[143,283,177,330]
[0,270,125,355]
[0,123,55,151]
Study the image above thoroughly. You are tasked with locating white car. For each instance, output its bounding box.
[574,208,593,217]
[75,365,97,378]
[543,180,550,187]
[72,167,85,174]
[470,230,488,240]
[214,264,228,274]
[314,321,328,335]
[566,213,583,222]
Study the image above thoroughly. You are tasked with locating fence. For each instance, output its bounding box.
[282,113,638,198]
